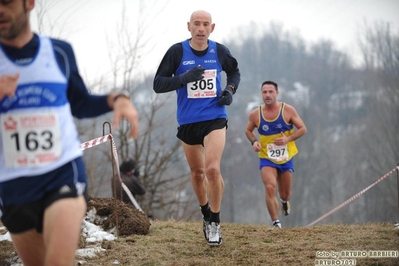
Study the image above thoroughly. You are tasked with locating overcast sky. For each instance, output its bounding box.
[30,0,399,84]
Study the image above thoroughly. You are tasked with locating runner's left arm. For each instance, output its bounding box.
[217,43,240,92]
[52,39,112,118]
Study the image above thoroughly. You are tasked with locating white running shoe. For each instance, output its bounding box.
[207,222,222,246]
[203,218,210,241]
[273,220,282,228]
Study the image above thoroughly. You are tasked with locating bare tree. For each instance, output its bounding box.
[353,21,399,222]
[34,0,86,37]
[75,0,197,220]
[34,0,194,220]
[35,2,399,225]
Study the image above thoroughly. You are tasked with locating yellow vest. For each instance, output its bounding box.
[257,104,298,164]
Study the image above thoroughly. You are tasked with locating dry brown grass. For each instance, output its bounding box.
[1,219,399,265]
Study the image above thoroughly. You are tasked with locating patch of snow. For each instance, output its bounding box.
[75,247,106,259]
[0,231,11,242]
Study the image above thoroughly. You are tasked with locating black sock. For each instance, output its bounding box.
[210,211,220,224]
[200,203,210,220]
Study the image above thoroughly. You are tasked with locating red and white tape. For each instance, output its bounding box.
[306,166,399,227]
[80,134,143,212]
[80,134,112,151]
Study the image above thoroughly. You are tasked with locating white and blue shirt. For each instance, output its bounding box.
[0,34,113,182]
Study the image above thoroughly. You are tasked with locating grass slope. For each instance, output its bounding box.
[1,220,398,265]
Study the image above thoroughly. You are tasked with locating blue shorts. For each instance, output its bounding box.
[259,158,294,173]
[0,157,88,233]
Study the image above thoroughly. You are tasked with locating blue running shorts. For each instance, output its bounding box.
[259,158,294,173]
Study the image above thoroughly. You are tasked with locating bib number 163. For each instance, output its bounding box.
[1,113,61,167]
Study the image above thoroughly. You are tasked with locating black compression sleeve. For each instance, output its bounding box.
[153,43,184,93]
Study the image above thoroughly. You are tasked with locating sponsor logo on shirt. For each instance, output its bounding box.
[15,58,33,65]
[182,60,196,65]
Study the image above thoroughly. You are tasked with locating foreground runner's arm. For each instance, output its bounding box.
[53,39,138,139]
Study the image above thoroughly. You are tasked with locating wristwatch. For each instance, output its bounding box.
[227,85,236,94]
[113,91,130,102]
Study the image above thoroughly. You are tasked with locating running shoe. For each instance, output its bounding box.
[202,218,210,241]
[281,201,290,216]
[207,222,222,246]
[273,220,282,228]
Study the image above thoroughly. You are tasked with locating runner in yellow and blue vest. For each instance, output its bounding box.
[245,81,307,228]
